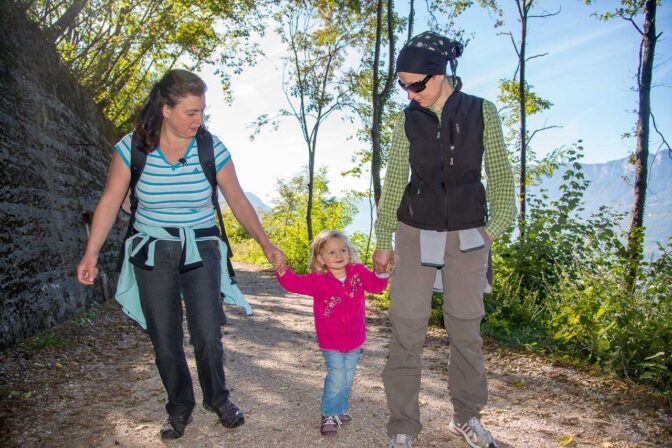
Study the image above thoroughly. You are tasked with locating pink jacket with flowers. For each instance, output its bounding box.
[277,263,388,352]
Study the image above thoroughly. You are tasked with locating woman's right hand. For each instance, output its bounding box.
[77,253,99,286]
[373,249,394,274]
[76,152,130,287]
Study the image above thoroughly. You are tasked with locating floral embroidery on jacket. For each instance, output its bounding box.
[323,296,342,316]
[345,273,362,299]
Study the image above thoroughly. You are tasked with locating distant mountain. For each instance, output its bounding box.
[346,153,672,255]
[529,153,672,254]
[219,192,271,213]
[245,192,271,213]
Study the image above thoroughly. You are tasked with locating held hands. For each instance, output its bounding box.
[273,255,287,276]
[263,243,287,276]
[372,249,394,275]
[76,253,99,286]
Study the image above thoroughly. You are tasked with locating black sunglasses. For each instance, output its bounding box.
[398,74,433,93]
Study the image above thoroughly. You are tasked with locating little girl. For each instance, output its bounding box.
[275,230,389,436]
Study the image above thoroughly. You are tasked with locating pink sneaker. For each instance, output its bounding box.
[320,415,340,436]
[338,413,352,425]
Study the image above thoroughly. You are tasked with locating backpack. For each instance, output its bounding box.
[117,127,236,281]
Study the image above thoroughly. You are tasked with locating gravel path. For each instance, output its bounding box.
[1,263,670,447]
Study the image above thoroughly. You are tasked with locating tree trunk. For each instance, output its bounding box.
[372,113,382,204]
[370,0,395,206]
[627,0,657,289]
[371,0,383,206]
[307,142,316,243]
[518,1,528,238]
[407,0,415,42]
[49,0,88,42]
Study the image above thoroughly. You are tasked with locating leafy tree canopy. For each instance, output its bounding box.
[25,0,271,129]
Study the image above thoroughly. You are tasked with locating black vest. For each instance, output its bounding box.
[397,90,487,231]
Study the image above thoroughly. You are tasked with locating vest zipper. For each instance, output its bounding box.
[448,121,455,166]
[446,120,457,229]
[438,121,448,229]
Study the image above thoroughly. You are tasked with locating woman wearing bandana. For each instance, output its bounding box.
[373,32,516,448]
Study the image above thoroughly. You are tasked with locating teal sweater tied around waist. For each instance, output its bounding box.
[115,222,252,330]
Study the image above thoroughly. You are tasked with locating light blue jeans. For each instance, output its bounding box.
[321,348,362,416]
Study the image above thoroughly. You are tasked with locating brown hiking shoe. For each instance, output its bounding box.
[160,414,193,440]
[320,415,340,436]
[215,400,245,428]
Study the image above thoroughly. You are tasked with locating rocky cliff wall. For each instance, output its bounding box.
[0,3,125,348]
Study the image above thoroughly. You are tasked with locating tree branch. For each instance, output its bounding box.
[619,12,644,35]
[499,31,520,58]
[528,6,561,19]
[651,111,671,158]
[525,52,548,62]
[527,125,562,149]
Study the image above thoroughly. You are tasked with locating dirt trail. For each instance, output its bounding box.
[1,263,669,447]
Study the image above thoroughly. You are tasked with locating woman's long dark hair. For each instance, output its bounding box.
[133,69,207,153]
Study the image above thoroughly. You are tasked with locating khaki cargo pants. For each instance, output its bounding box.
[383,222,490,438]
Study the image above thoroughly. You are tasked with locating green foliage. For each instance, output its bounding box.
[583,0,655,21]
[250,0,374,240]
[76,308,98,328]
[26,0,268,129]
[29,333,60,352]
[494,144,622,294]
[427,1,503,31]
[252,0,367,140]
[498,267,672,400]
[264,168,356,272]
[546,245,672,397]
[349,231,375,268]
[497,79,553,122]
[478,144,672,400]
[497,78,556,185]
[228,168,356,273]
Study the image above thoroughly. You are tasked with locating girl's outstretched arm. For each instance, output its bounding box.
[277,267,315,297]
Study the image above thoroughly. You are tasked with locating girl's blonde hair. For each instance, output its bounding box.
[309,229,358,273]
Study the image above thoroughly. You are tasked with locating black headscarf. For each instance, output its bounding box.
[396,31,463,76]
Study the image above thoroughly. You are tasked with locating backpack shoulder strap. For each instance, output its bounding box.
[196,130,216,187]
[196,129,237,280]
[129,133,147,199]
[117,133,146,272]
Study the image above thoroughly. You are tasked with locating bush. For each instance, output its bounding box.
[546,248,672,398]
[479,144,672,402]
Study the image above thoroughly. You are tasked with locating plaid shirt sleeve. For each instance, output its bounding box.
[374,112,409,251]
[482,99,516,239]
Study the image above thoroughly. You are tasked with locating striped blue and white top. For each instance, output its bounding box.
[115,132,231,228]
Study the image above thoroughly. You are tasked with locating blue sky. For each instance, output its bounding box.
[200,0,671,203]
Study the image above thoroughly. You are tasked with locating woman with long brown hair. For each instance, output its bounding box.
[77,69,284,439]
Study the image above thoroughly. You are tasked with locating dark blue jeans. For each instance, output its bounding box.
[134,239,228,418]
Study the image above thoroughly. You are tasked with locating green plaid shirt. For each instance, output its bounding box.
[374,99,516,250]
